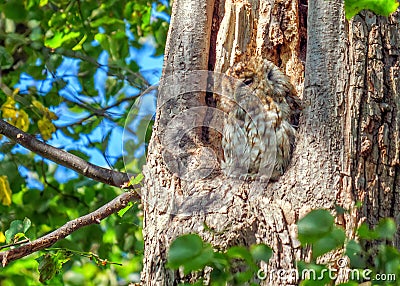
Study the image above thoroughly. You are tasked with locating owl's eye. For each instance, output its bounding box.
[243,78,253,85]
[267,70,274,81]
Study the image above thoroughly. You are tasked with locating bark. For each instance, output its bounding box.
[141,0,399,285]
[344,9,400,240]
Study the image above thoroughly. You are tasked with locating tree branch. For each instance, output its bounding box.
[0,119,138,194]
[51,48,150,89]
[56,93,145,128]
[0,191,138,266]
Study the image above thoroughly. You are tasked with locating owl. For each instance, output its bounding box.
[219,57,301,181]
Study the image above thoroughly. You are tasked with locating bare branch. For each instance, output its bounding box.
[56,93,145,128]
[0,119,138,194]
[0,191,138,266]
[51,48,150,89]
[0,239,29,251]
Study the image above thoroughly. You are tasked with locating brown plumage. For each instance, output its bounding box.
[219,57,301,181]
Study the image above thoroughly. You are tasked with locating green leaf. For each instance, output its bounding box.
[345,0,399,20]
[128,60,140,73]
[5,219,26,243]
[117,201,133,217]
[357,222,379,240]
[250,244,272,263]
[226,246,254,265]
[210,267,230,285]
[2,1,27,22]
[0,47,14,70]
[129,173,144,186]
[181,245,214,275]
[94,33,110,51]
[36,254,58,283]
[154,22,169,54]
[45,31,81,49]
[36,252,71,283]
[26,65,47,80]
[297,210,334,244]
[168,234,203,268]
[312,227,345,258]
[345,239,366,268]
[6,32,28,46]
[167,234,204,266]
[233,269,254,283]
[90,16,124,28]
[210,252,229,269]
[167,234,214,274]
[297,262,331,285]
[375,218,397,240]
[376,245,400,274]
[22,217,32,233]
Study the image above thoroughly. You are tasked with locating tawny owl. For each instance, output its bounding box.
[219,57,301,181]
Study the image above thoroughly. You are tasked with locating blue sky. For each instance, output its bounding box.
[12,9,169,188]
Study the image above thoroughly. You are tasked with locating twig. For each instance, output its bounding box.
[0,239,30,251]
[57,93,144,128]
[0,191,138,266]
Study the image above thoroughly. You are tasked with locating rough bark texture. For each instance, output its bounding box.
[344,10,400,242]
[141,0,399,285]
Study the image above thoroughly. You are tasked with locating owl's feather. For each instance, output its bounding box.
[220,57,300,181]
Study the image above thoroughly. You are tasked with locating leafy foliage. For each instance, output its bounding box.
[298,210,400,285]
[167,234,272,285]
[297,209,346,259]
[344,0,399,19]
[4,217,32,243]
[36,252,72,283]
[167,211,400,285]
[0,0,169,284]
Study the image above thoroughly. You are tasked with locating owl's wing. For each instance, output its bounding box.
[221,110,251,178]
[244,110,277,181]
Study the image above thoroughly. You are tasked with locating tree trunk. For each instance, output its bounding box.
[141,0,400,284]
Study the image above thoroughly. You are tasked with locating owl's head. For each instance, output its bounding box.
[226,57,294,104]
